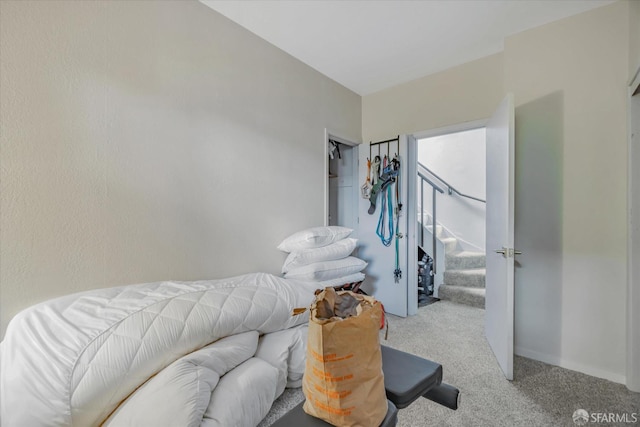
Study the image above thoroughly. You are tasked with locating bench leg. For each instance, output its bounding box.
[423,383,460,410]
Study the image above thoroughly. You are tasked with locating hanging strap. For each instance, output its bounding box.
[361,158,372,199]
[372,156,381,185]
[376,156,393,246]
[394,223,402,282]
[393,155,402,216]
[376,182,394,247]
[393,155,402,281]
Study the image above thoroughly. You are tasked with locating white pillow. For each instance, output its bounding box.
[202,358,279,427]
[102,332,259,427]
[316,272,365,288]
[277,226,353,253]
[281,238,357,273]
[254,324,308,395]
[284,257,367,281]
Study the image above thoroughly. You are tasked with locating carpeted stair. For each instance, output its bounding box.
[420,218,487,308]
[438,250,486,309]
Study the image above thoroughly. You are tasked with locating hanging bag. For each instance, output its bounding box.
[302,288,387,427]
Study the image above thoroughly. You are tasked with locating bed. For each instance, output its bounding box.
[0,273,318,427]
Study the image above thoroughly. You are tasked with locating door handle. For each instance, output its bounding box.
[494,247,522,258]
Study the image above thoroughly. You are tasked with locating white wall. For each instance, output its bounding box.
[418,128,486,251]
[362,53,504,140]
[0,0,361,338]
[363,1,632,383]
[628,86,640,391]
[627,0,640,392]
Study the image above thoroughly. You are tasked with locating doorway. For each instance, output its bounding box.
[415,127,487,308]
[408,94,516,381]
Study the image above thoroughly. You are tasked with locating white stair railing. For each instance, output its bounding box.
[418,171,444,274]
[417,161,486,273]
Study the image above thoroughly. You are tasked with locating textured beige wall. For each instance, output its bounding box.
[505,0,630,382]
[0,0,361,338]
[362,53,504,142]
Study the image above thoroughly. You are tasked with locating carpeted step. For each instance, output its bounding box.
[443,268,485,288]
[440,237,458,253]
[445,251,486,270]
[438,285,485,309]
[425,224,444,238]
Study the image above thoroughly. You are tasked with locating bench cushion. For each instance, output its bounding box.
[381,345,443,409]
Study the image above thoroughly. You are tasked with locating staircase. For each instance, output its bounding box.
[416,161,487,309]
[420,223,486,309]
[438,250,486,309]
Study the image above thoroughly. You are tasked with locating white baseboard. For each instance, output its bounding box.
[514,346,626,385]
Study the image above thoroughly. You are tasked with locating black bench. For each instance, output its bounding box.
[271,346,459,426]
[381,345,460,410]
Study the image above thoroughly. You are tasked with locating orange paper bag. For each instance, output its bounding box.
[302,288,387,427]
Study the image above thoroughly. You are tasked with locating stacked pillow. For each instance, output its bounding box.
[278,226,366,287]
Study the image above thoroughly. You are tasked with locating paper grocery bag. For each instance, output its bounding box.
[302,288,387,427]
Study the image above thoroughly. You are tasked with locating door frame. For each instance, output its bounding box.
[323,129,360,228]
[406,136,418,315]
[409,119,488,311]
[627,67,640,392]
[412,119,488,141]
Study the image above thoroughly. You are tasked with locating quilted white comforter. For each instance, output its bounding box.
[0,273,317,427]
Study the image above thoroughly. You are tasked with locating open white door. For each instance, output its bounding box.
[485,94,517,380]
[358,135,410,317]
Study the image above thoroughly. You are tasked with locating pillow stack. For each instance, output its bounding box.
[278,226,366,287]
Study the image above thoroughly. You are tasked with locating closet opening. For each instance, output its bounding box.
[324,131,359,238]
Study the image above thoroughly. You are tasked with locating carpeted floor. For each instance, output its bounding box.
[260,300,639,427]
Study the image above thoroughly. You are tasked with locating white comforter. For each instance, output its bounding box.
[0,273,317,427]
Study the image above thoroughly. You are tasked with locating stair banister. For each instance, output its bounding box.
[418,162,486,204]
[418,171,444,274]
[432,186,438,274]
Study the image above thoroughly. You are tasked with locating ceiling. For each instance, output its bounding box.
[201,0,616,95]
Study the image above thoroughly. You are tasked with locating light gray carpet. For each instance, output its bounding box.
[260,300,639,427]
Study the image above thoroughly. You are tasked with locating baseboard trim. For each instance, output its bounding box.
[514,346,626,385]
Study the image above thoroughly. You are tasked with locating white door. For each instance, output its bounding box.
[485,94,517,380]
[358,136,409,317]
